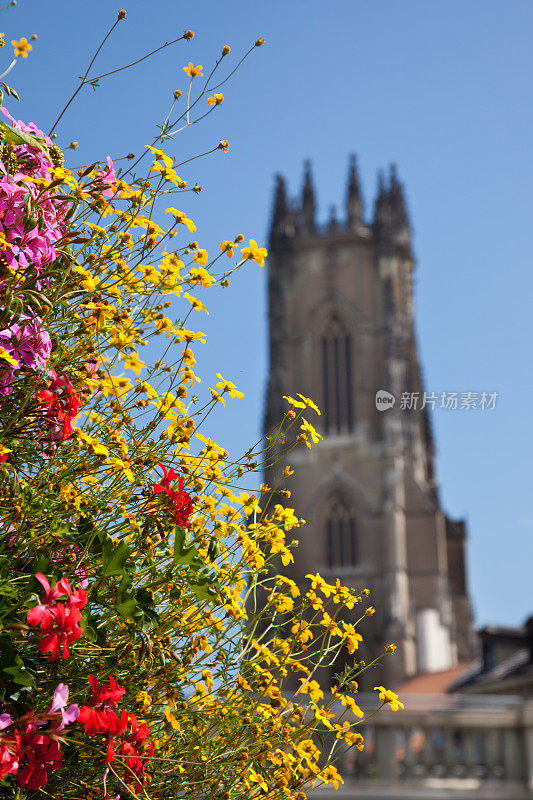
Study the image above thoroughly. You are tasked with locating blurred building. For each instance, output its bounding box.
[264,157,476,688]
[263,159,532,796]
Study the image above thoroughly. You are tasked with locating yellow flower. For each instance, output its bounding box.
[188,267,214,288]
[374,685,404,712]
[240,493,261,516]
[122,351,146,376]
[106,458,134,482]
[342,622,363,654]
[306,590,323,610]
[182,292,208,313]
[319,765,344,790]
[210,388,225,406]
[319,612,342,637]
[0,347,18,367]
[274,594,294,613]
[12,37,32,57]
[283,393,320,414]
[183,61,203,77]
[297,393,321,415]
[241,238,267,267]
[220,240,234,257]
[340,694,364,719]
[247,769,268,792]
[165,207,196,231]
[299,679,323,702]
[207,93,224,105]
[313,706,335,730]
[305,573,332,596]
[192,249,208,266]
[215,373,244,399]
[300,419,323,445]
[135,690,152,709]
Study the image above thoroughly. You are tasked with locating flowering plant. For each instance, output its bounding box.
[0,11,399,799]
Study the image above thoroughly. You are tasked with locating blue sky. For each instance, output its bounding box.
[5,0,532,628]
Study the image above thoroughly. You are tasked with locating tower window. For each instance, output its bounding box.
[326,497,357,568]
[321,316,354,434]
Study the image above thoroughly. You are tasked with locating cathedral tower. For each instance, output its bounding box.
[263,157,476,687]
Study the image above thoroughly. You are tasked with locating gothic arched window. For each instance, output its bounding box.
[326,496,357,569]
[321,315,353,435]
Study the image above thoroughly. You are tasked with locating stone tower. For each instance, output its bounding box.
[263,157,476,688]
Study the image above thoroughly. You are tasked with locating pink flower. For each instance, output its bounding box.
[98,156,117,197]
[46,683,79,732]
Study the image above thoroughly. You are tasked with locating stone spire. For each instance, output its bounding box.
[269,173,291,248]
[328,204,339,232]
[346,153,363,229]
[373,165,411,253]
[301,160,316,235]
[388,163,410,234]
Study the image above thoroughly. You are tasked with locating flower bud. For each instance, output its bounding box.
[255,36,265,46]
[222,45,231,56]
[118,9,127,19]
[174,89,182,100]
[183,29,194,40]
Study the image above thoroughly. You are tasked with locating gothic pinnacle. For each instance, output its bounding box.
[269,173,290,246]
[301,159,316,234]
[346,153,363,229]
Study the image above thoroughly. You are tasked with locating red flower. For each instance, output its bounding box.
[78,676,129,763]
[77,675,127,740]
[152,463,193,528]
[18,731,62,791]
[78,706,128,763]
[27,573,88,661]
[120,715,154,791]
[0,731,21,780]
[38,374,82,440]
[77,679,152,790]
[87,674,126,709]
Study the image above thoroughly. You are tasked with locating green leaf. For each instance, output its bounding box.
[135,587,159,624]
[0,120,50,158]
[173,526,201,568]
[115,597,138,620]
[190,574,218,603]
[102,537,131,576]
[0,636,35,688]
[3,664,36,688]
